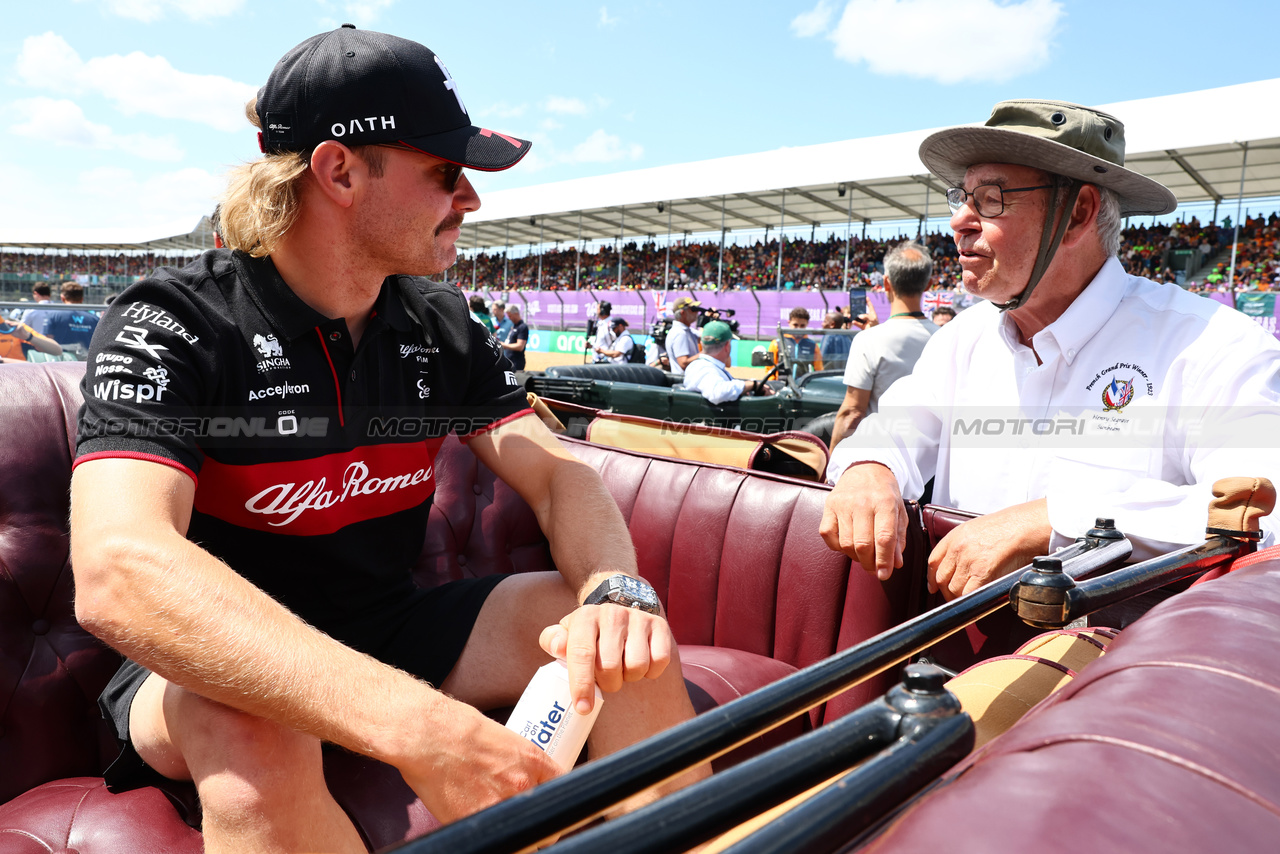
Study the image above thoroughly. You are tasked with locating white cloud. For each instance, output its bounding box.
[827,0,1063,84]
[540,118,563,131]
[76,0,246,22]
[791,0,837,37]
[10,97,184,161]
[567,129,642,163]
[475,101,528,119]
[545,96,589,115]
[0,164,223,234]
[341,0,397,27]
[599,6,619,27]
[16,32,257,133]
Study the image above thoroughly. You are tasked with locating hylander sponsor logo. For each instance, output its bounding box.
[120,303,199,343]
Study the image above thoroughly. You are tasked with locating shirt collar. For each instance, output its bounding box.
[234,252,411,341]
[998,256,1129,365]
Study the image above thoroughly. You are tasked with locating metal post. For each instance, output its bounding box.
[617,207,626,288]
[537,220,544,289]
[842,191,853,290]
[503,222,509,290]
[775,190,786,290]
[472,225,478,289]
[1227,141,1249,296]
[664,204,672,289]
[718,196,726,290]
[919,182,930,239]
[576,212,583,291]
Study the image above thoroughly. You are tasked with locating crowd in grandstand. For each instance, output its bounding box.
[4,214,1280,295]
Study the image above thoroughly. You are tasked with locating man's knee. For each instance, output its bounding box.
[153,684,325,801]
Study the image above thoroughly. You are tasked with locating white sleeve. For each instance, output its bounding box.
[825,333,947,495]
[842,330,876,391]
[684,359,745,405]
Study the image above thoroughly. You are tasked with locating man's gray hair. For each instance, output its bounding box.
[1095,186,1122,257]
[883,241,934,297]
[1052,174,1122,257]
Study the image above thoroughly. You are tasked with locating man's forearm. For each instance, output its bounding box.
[29,331,62,355]
[829,405,865,450]
[539,457,637,596]
[73,518,443,766]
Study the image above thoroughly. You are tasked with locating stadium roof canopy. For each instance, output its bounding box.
[0,217,217,253]
[4,79,1279,254]
[459,77,1280,251]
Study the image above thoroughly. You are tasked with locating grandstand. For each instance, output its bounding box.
[5,78,1280,302]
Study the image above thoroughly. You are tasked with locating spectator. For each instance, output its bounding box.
[767,306,822,376]
[830,242,937,448]
[18,281,53,324]
[931,306,957,326]
[818,309,852,370]
[0,317,63,362]
[667,297,702,376]
[500,304,530,370]
[468,294,495,332]
[27,281,99,355]
[595,316,636,363]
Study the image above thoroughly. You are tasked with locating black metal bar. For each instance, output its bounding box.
[1012,536,1251,629]
[717,713,975,854]
[390,535,1130,854]
[538,697,903,854]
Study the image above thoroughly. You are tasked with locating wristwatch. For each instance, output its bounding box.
[582,574,664,616]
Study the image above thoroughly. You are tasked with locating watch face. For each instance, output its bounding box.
[613,576,659,609]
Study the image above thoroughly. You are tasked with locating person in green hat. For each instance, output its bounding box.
[822,98,1280,605]
[682,320,774,403]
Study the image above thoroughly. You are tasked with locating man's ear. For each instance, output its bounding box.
[307,141,361,209]
[1061,183,1102,249]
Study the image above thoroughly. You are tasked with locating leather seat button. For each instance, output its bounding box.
[31,619,50,636]
[456,555,468,567]
[472,484,483,495]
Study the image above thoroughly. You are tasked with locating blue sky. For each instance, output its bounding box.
[3,0,1278,240]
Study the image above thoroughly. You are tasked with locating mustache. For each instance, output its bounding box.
[435,214,465,235]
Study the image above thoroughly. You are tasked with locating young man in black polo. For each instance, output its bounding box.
[69,27,704,853]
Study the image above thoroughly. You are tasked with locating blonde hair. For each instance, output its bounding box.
[219,98,386,257]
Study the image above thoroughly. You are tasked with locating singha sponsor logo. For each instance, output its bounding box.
[252,332,292,373]
[245,459,433,527]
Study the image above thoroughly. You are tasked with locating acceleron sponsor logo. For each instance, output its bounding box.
[248,381,310,401]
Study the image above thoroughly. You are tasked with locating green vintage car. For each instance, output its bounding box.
[524,328,856,446]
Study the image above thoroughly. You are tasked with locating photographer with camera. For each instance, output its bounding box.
[595,317,639,363]
[667,297,702,376]
[682,321,774,404]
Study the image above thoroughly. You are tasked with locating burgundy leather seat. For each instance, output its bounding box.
[0,362,916,852]
[858,549,1280,854]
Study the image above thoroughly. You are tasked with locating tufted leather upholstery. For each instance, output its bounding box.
[543,363,670,385]
[0,362,916,851]
[859,554,1280,854]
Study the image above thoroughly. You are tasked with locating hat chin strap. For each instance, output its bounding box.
[993,180,1082,312]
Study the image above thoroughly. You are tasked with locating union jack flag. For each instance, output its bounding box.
[923,291,954,313]
[653,291,670,314]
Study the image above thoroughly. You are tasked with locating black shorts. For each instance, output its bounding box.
[98,574,509,824]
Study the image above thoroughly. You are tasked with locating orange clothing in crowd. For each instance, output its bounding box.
[0,320,47,361]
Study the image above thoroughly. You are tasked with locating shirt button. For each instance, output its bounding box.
[329,331,342,341]
[350,370,356,381]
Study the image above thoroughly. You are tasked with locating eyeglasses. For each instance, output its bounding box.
[375,142,465,192]
[946,184,1054,218]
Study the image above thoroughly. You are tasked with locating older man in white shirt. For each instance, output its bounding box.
[821,98,1280,601]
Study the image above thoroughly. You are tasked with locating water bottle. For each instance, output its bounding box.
[505,660,603,771]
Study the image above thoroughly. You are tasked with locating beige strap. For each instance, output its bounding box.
[1207,477,1276,533]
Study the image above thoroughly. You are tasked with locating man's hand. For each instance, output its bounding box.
[820,462,908,580]
[539,604,674,714]
[399,703,561,824]
[928,499,1052,600]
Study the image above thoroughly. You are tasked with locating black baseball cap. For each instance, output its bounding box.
[610,316,628,327]
[256,25,531,171]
